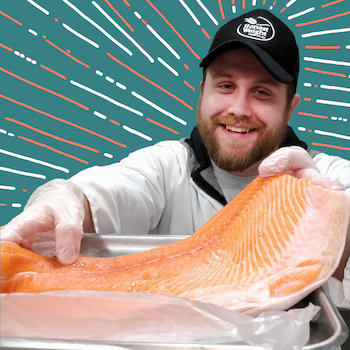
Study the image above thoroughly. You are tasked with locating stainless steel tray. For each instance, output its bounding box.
[1,233,349,350]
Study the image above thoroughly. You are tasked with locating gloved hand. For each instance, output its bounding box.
[258,146,344,190]
[0,179,85,264]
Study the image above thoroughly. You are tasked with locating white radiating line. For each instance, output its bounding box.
[346,45,350,49]
[320,84,350,93]
[93,111,107,119]
[122,125,152,141]
[288,7,315,20]
[252,0,257,6]
[104,153,113,158]
[62,23,99,48]
[70,80,143,116]
[157,57,179,76]
[196,0,218,25]
[28,29,38,36]
[304,57,350,67]
[304,82,312,87]
[286,0,298,7]
[146,24,180,59]
[62,0,132,56]
[105,76,115,83]
[314,129,350,141]
[27,0,49,15]
[12,203,22,208]
[0,185,16,191]
[92,1,154,63]
[316,99,350,108]
[116,82,127,90]
[302,28,350,38]
[0,149,69,173]
[0,166,46,179]
[131,91,187,125]
[298,127,306,131]
[0,129,7,134]
[134,11,142,19]
[179,0,201,26]
[95,70,103,76]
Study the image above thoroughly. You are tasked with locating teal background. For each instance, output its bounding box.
[1,0,349,225]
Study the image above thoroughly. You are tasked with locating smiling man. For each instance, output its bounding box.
[1,9,349,309]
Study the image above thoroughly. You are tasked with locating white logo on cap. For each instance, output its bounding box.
[237,16,275,41]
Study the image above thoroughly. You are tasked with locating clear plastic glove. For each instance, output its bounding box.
[0,179,85,264]
[258,146,344,190]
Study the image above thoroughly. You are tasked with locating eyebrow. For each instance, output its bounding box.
[211,71,281,88]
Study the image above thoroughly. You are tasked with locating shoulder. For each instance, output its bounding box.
[120,140,190,171]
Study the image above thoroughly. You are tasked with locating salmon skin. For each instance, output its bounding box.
[1,174,349,316]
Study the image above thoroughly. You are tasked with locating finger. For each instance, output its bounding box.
[53,201,84,265]
[0,212,55,249]
[259,146,318,177]
[55,223,83,265]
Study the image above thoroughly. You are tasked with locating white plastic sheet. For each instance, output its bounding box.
[1,290,320,350]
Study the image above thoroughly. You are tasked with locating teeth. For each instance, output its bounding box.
[225,125,251,133]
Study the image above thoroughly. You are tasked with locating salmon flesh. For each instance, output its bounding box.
[1,174,349,315]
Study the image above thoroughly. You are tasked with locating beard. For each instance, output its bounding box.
[196,96,289,173]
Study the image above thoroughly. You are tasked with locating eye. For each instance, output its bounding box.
[218,83,234,91]
[254,89,271,98]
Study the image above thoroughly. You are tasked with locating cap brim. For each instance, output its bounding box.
[199,40,294,84]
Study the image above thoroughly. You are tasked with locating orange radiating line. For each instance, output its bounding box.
[109,119,121,126]
[5,117,99,153]
[146,117,179,135]
[18,135,89,164]
[312,142,350,151]
[303,98,311,101]
[40,64,67,80]
[280,7,286,13]
[104,0,134,32]
[273,0,277,6]
[298,112,328,119]
[322,0,345,8]
[0,93,127,148]
[242,0,246,9]
[123,0,131,6]
[201,28,211,39]
[305,67,347,77]
[296,11,350,27]
[107,52,193,110]
[0,10,22,26]
[183,80,195,91]
[146,0,200,60]
[0,66,88,110]
[0,204,6,207]
[0,42,13,52]
[218,0,225,19]
[45,39,90,68]
[305,45,340,49]
[262,0,267,4]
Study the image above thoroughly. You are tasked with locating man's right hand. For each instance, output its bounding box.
[0,179,87,265]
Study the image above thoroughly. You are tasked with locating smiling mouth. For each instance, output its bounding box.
[224,125,255,134]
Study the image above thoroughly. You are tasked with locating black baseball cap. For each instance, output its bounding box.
[200,9,299,86]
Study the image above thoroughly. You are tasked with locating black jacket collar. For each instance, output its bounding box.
[184,126,308,206]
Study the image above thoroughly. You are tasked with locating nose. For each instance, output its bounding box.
[226,91,252,118]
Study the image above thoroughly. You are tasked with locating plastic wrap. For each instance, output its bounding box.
[1,290,319,350]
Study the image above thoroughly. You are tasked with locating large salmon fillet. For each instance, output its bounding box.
[1,174,349,316]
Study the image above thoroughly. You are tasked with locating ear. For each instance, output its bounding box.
[199,80,204,93]
[286,93,300,123]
